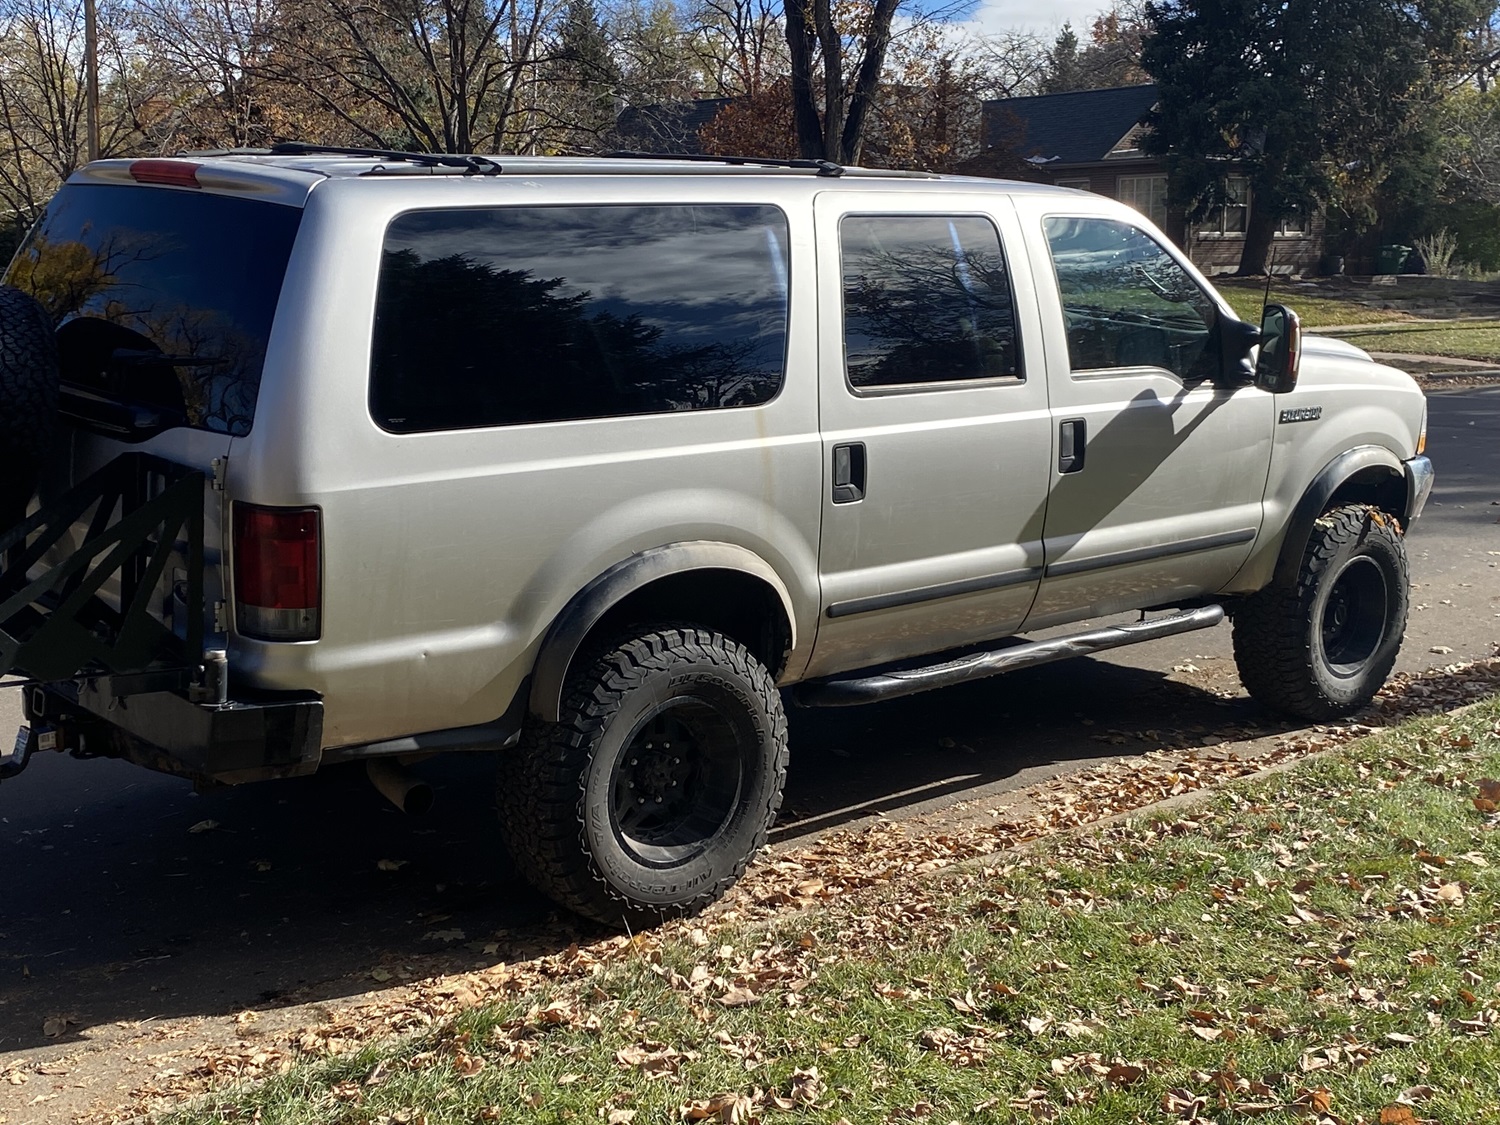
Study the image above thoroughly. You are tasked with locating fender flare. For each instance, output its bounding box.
[1271,445,1405,588]
[527,541,798,723]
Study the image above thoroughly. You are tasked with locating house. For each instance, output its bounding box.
[983,84,1324,275]
[612,98,735,155]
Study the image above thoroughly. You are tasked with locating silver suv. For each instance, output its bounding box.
[0,147,1433,926]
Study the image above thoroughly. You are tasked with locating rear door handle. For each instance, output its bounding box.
[832,442,866,503]
[1058,418,1086,474]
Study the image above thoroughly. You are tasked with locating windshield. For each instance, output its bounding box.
[5,184,301,436]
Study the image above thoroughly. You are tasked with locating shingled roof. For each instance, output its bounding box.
[613,98,735,155]
[987,84,1159,165]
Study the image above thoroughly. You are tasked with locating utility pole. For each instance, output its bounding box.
[84,0,100,162]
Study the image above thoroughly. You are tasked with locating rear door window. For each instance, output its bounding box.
[7,184,301,436]
[840,214,1021,390]
[370,204,790,433]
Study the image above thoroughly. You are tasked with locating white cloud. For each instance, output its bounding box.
[955,0,1110,39]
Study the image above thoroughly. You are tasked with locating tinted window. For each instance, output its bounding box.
[841,215,1020,389]
[1043,216,1218,381]
[371,205,789,432]
[7,184,301,436]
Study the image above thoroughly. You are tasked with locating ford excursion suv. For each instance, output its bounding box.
[0,147,1433,926]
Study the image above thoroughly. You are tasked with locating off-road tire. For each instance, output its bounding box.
[498,625,788,929]
[1233,504,1409,721]
[0,285,58,530]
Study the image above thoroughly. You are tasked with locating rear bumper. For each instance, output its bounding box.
[1404,455,1435,522]
[27,677,323,785]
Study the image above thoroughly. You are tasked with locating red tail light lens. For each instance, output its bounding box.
[233,504,321,641]
[129,159,202,188]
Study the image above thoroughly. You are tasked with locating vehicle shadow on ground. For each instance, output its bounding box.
[0,659,1282,1053]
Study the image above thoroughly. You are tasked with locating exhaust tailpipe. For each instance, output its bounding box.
[366,758,434,816]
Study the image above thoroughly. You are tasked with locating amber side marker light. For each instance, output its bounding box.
[129,160,201,188]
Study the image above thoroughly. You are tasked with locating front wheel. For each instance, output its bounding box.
[1233,504,1409,721]
[498,625,788,928]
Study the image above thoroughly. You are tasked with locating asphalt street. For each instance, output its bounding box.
[0,384,1495,1055]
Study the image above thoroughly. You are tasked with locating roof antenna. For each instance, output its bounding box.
[1261,242,1277,313]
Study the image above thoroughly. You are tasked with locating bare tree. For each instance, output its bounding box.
[688,0,783,95]
[0,0,141,220]
[262,0,556,153]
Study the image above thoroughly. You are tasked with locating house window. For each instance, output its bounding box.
[1198,176,1250,237]
[1117,175,1168,229]
[1277,212,1308,236]
[1056,178,1090,191]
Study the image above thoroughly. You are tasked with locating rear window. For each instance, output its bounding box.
[6,184,301,436]
[370,204,790,432]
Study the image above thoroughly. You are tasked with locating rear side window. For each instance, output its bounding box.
[840,214,1021,389]
[370,204,790,432]
[7,184,301,436]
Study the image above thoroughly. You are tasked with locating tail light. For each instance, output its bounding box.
[233,504,321,641]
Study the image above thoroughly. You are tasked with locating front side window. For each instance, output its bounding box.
[1116,174,1168,229]
[371,204,789,432]
[1044,216,1219,381]
[840,214,1021,389]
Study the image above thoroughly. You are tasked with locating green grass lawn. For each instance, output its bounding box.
[166,696,1500,1125]
[1212,280,1413,328]
[1327,320,1500,364]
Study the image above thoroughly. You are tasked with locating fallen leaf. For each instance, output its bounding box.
[681,1093,755,1122]
[718,987,759,1008]
[1104,1062,1147,1086]
[1379,1107,1417,1125]
[187,819,219,834]
[376,859,408,872]
[607,1111,637,1124]
[41,1018,66,1038]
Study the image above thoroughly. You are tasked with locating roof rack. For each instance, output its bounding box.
[598,150,845,177]
[267,141,502,175]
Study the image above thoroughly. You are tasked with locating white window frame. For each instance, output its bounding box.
[1276,211,1309,237]
[1116,174,1169,229]
[1196,176,1250,238]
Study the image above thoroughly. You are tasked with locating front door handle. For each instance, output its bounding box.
[832,442,866,503]
[1058,418,1087,474]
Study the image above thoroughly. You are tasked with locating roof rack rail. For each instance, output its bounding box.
[598,150,844,177]
[268,141,501,175]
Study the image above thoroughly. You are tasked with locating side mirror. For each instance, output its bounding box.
[1255,304,1301,393]
[1220,316,1261,384]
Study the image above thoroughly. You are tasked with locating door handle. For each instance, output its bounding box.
[1058,418,1087,474]
[832,442,866,503]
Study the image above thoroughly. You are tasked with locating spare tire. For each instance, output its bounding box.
[0,285,58,533]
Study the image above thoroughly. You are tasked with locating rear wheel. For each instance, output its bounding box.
[498,625,788,928]
[0,285,58,531]
[1233,504,1409,720]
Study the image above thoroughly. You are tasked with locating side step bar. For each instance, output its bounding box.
[795,605,1226,708]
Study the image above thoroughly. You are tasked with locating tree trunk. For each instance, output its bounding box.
[839,0,898,163]
[784,0,822,159]
[1236,205,1278,275]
